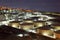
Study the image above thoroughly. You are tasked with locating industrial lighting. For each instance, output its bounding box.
[12,25,16,27]
[33,12,41,15]
[46,21,52,25]
[3,10,6,12]
[43,32,48,36]
[47,16,54,19]
[34,19,37,21]
[50,29,54,31]
[6,11,9,13]
[24,34,29,36]
[45,15,54,20]
[27,30,36,33]
[32,30,37,33]
[20,22,23,24]
[38,18,43,21]
[1,21,9,25]
[9,9,12,12]
[36,23,43,27]
[40,15,54,21]
[17,34,23,37]
[25,21,33,23]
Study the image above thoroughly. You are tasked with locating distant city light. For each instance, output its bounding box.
[0,7,59,39]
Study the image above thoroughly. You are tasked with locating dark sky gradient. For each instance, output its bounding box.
[0,0,60,12]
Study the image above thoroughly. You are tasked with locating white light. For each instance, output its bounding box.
[40,15,54,21]
[17,34,23,37]
[38,18,43,20]
[34,12,41,15]
[28,30,32,32]
[6,11,9,13]
[43,33,48,36]
[27,30,36,33]
[34,19,37,21]
[5,23,8,26]
[8,19,15,21]
[2,21,9,24]
[12,25,16,27]
[1,21,10,26]
[50,29,54,31]
[9,9,12,12]
[32,30,36,33]
[24,34,29,36]
[3,10,6,12]
[45,15,54,20]
[37,24,43,27]
[54,29,57,31]
[20,22,23,24]
[47,16,54,19]
[25,21,33,23]
[46,21,52,25]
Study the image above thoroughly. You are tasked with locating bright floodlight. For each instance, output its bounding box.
[17,34,23,37]
[38,18,43,21]
[2,21,9,25]
[27,30,36,33]
[3,10,6,12]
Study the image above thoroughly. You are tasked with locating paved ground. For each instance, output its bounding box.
[0,25,56,40]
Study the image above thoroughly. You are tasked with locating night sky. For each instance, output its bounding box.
[0,0,60,12]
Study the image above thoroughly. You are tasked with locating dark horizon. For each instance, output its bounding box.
[0,0,60,12]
